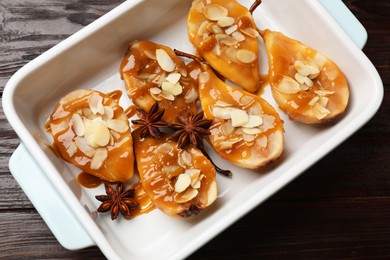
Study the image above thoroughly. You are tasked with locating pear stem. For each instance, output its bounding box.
[249,0,262,14]
[173,49,205,64]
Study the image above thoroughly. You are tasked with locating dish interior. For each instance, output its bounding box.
[9,0,380,259]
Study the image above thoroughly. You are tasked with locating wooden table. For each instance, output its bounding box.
[1,0,389,258]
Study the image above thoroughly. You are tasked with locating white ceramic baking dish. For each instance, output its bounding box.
[3,0,383,259]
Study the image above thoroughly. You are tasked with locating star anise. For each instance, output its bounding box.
[169,110,232,177]
[169,110,212,149]
[131,103,169,139]
[95,183,138,220]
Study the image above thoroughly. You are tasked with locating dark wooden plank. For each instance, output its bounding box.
[0,0,389,259]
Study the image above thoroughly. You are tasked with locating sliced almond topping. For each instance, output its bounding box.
[174,188,199,203]
[165,72,181,85]
[256,135,268,148]
[304,77,313,88]
[216,34,237,46]
[82,108,94,119]
[180,67,188,77]
[197,20,210,35]
[248,102,262,115]
[90,148,108,170]
[212,107,231,119]
[230,108,249,127]
[85,121,111,148]
[162,166,181,175]
[217,16,234,27]
[110,130,121,140]
[276,76,301,94]
[289,100,299,109]
[232,31,245,42]
[162,81,183,96]
[225,47,240,64]
[211,24,224,34]
[75,137,95,157]
[151,92,163,101]
[307,64,320,75]
[66,142,78,157]
[122,55,135,72]
[156,49,175,72]
[206,181,218,206]
[325,69,339,81]
[243,133,256,143]
[259,115,275,131]
[191,173,204,188]
[186,169,201,181]
[184,88,198,103]
[242,115,263,128]
[308,96,320,107]
[160,90,175,101]
[218,140,239,150]
[221,122,234,135]
[174,173,192,193]
[294,60,311,77]
[313,103,331,120]
[236,49,256,64]
[89,93,105,115]
[240,27,259,38]
[150,87,162,95]
[314,90,335,96]
[157,143,173,154]
[198,72,210,84]
[144,49,156,60]
[180,151,192,166]
[72,113,85,137]
[295,73,307,85]
[213,43,222,55]
[203,4,228,21]
[242,127,262,135]
[319,96,329,107]
[103,106,114,120]
[225,24,238,35]
[215,100,232,107]
[106,119,129,133]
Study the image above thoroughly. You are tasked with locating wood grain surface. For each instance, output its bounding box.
[1,0,389,259]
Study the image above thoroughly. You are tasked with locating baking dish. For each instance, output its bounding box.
[3,0,383,259]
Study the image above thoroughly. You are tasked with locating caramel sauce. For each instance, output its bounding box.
[44,118,51,133]
[125,182,156,219]
[125,105,137,119]
[49,89,134,183]
[264,30,349,119]
[77,172,103,189]
[256,74,269,96]
[120,40,198,123]
[187,0,260,92]
[133,131,216,217]
[107,90,123,101]
[199,66,283,165]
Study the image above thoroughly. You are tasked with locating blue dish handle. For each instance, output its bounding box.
[8,0,368,251]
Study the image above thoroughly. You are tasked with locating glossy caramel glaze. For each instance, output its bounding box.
[77,172,103,189]
[49,89,134,182]
[197,63,284,169]
[133,129,217,218]
[120,40,198,123]
[187,0,260,92]
[125,183,156,219]
[262,30,350,124]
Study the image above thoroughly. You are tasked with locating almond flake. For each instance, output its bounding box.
[166,72,181,84]
[225,24,238,35]
[325,69,339,81]
[106,119,129,133]
[198,72,210,84]
[230,108,249,127]
[85,121,111,148]
[294,60,311,77]
[180,150,193,166]
[295,73,307,85]
[225,47,240,64]
[122,55,135,72]
[90,148,108,170]
[174,173,192,193]
[218,140,239,150]
[162,81,183,96]
[215,101,232,107]
[289,100,299,109]
[232,31,245,42]
[276,76,301,94]
[184,88,198,103]
[103,106,114,120]
[66,142,78,157]
[175,188,199,203]
[236,49,256,63]
[162,166,181,175]
[221,122,234,135]
[248,103,262,115]
[256,135,268,148]
[242,127,262,135]
[110,130,121,140]
[216,34,237,46]
[206,181,218,206]
[82,108,94,119]
[307,64,320,75]
[157,143,173,154]
[185,169,201,179]
[89,93,105,115]
[197,20,210,35]
[313,103,331,120]
[156,49,175,72]
[72,113,85,137]
[308,96,320,107]
[75,137,95,157]
[211,24,224,34]
[217,16,234,27]
[144,49,156,60]
[212,107,231,119]
[242,115,263,128]
[160,90,175,101]
[151,93,163,101]
[203,4,228,21]
[243,133,256,142]
[150,87,162,95]
[314,90,335,96]
[319,96,329,107]
[240,27,259,38]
